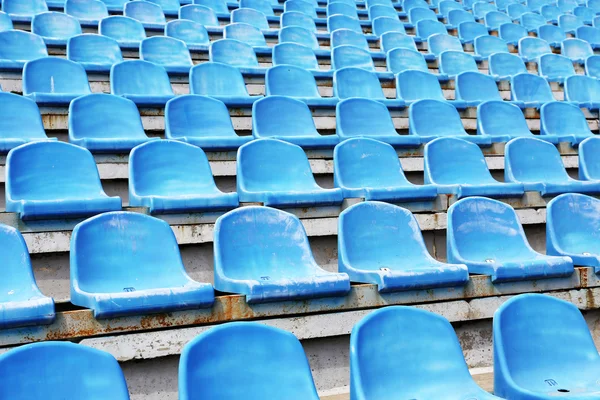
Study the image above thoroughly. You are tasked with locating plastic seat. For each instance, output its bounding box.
[224,23,270,54]
[448,197,574,281]
[0,342,129,398]
[99,0,127,12]
[386,47,429,73]
[518,36,552,61]
[190,62,263,106]
[537,24,567,48]
[409,99,492,145]
[439,0,463,18]
[65,0,108,27]
[23,57,91,106]
[438,51,478,80]
[575,5,596,24]
[541,4,561,23]
[477,100,559,143]
[351,306,499,400]
[0,224,54,329]
[179,323,320,400]
[140,36,193,74]
[0,11,13,32]
[580,136,600,180]
[331,28,370,51]
[560,0,579,12]
[455,71,503,106]
[507,2,529,18]
[526,0,547,12]
[590,0,600,12]
[474,35,509,58]
[336,98,420,146]
[562,37,594,63]
[71,212,214,317]
[67,34,122,73]
[428,33,464,57]
[457,20,489,43]
[372,16,407,36]
[541,100,595,144]
[332,45,389,76]
[1,0,47,22]
[147,0,181,15]
[473,1,497,19]
[31,12,82,47]
[165,20,210,51]
[265,66,338,108]
[510,72,555,108]
[328,14,363,33]
[538,53,576,82]
[408,7,438,26]
[69,93,156,152]
[6,141,121,220]
[237,138,344,206]
[586,54,600,77]
[424,137,525,198]
[447,9,475,28]
[380,31,418,52]
[285,0,318,18]
[214,206,349,301]
[333,67,404,108]
[397,69,466,107]
[404,0,430,12]
[240,0,276,16]
[560,13,585,34]
[209,38,264,76]
[272,43,328,77]
[231,8,270,30]
[328,2,359,18]
[124,0,166,29]
[179,4,219,26]
[577,26,600,49]
[488,52,527,80]
[280,26,323,53]
[520,11,547,31]
[415,19,447,40]
[110,60,174,106]
[99,16,146,50]
[281,11,318,32]
[0,92,55,153]
[494,294,600,399]
[193,0,230,18]
[484,10,512,30]
[252,95,339,147]
[505,137,600,194]
[496,0,519,12]
[498,23,527,46]
[369,4,400,20]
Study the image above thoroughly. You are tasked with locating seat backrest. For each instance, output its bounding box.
[281,11,317,32]
[231,7,269,30]
[165,20,210,46]
[124,0,166,24]
[386,47,428,73]
[0,30,47,62]
[409,99,468,137]
[328,2,358,18]
[328,14,363,33]
[577,25,600,44]
[253,95,320,137]
[23,57,91,95]
[99,16,146,43]
[332,45,375,70]
[428,33,463,55]
[440,0,463,17]
[520,11,546,30]
[574,5,595,21]
[369,4,399,20]
[439,50,478,77]
[331,28,370,51]
[272,42,319,69]
[265,65,321,98]
[0,342,129,400]
[69,93,146,141]
[140,36,193,67]
[474,35,509,57]
[586,54,600,78]
[65,0,108,19]
[505,137,571,183]
[224,22,267,47]
[193,0,229,14]
[579,136,600,179]
[488,52,527,78]
[0,11,13,32]
[539,53,576,79]
[336,98,398,138]
[179,4,219,26]
[457,20,489,42]
[209,38,259,67]
[404,0,429,11]
[472,1,497,18]
[537,24,566,44]
[279,25,319,50]
[547,193,600,254]
[477,100,532,138]
[190,62,250,96]
[179,322,319,400]
[396,70,446,101]
[333,67,385,99]
[510,72,555,103]
[111,60,173,96]
[165,95,237,139]
[448,9,475,26]
[408,6,437,23]
[507,3,528,18]
[0,92,48,141]
[32,12,82,40]
[562,37,594,60]
[559,0,578,12]
[2,0,47,15]
[484,10,511,29]
[240,0,275,16]
[541,4,561,21]
[380,31,417,52]
[518,36,551,59]
[559,13,585,32]
[540,100,593,138]
[67,33,123,65]
[498,23,527,44]
[372,16,406,36]
[456,71,502,102]
[284,0,318,18]
[416,19,447,40]
[588,0,600,12]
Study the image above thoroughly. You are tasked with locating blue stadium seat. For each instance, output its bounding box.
[448,197,574,281]
[281,11,318,32]
[386,47,429,73]
[0,92,55,153]
[579,136,600,180]
[477,100,560,143]
[575,5,596,24]
[236,139,344,206]
[124,0,166,29]
[280,26,326,57]
[179,323,320,399]
[474,35,509,58]
[333,67,404,108]
[214,207,349,301]
[562,37,594,63]
[547,193,600,271]
[165,95,251,149]
[505,137,600,194]
[537,24,567,48]
[586,54,600,77]
[179,4,220,26]
[99,16,146,50]
[331,44,380,72]
[372,16,406,36]
[525,0,546,12]
[351,307,500,400]
[140,36,193,74]
[560,13,585,34]
[541,4,561,23]
[510,72,555,108]
[415,19,447,40]
[484,10,512,30]
[339,203,469,291]
[380,31,418,52]
[241,0,276,17]
[71,212,214,317]
[397,69,466,107]
[336,98,420,146]
[439,0,463,18]
[494,294,600,399]
[69,93,156,152]
[209,38,264,76]
[23,57,91,106]
[0,224,54,329]
[285,0,318,18]
[488,52,527,80]
[369,4,400,20]
[328,2,359,18]
[496,0,518,12]
[428,33,464,57]
[538,53,576,82]
[32,12,81,47]
[265,65,338,107]
[67,34,122,73]
[408,6,438,27]
[447,9,475,29]
[540,101,595,144]
[473,1,497,19]
[129,140,238,212]
[518,36,552,62]
[507,3,529,18]
[6,141,121,219]
[438,50,478,79]
[111,60,174,106]
[409,99,491,144]
[424,137,525,198]
[224,23,271,55]
[190,62,262,106]
[590,0,600,13]
[404,0,430,12]
[231,8,271,30]
[331,28,369,51]
[333,138,435,200]
[457,20,489,44]
[147,0,180,16]
[0,342,129,398]
[577,25,600,49]
[0,11,13,32]
[564,74,600,110]
[65,0,108,27]
[272,43,330,78]
[498,23,528,46]
[193,0,230,18]
[252,95,339,147]
[520,11,547,31]
[165,20,210,51]
[1,0,47,22]
[455,71,503,106]
[559,0,578,12]
[99,0,127,12]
